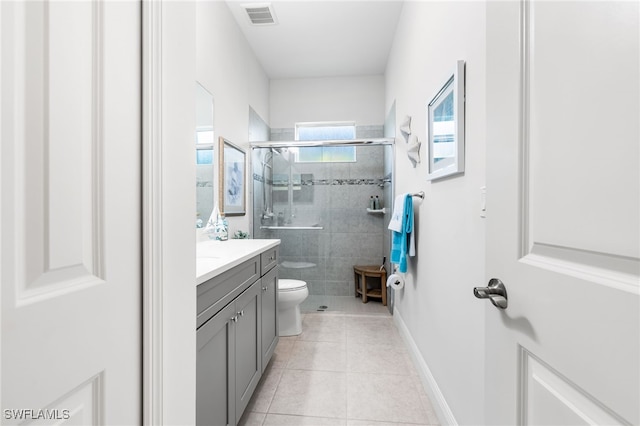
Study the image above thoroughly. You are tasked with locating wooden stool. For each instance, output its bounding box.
[353,265,387,306]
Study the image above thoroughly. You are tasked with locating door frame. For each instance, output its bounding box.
[142,1,164,424]
[0,0,4,410]
[141,3,198,424]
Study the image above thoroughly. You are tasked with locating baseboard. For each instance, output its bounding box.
[393,308,458,426]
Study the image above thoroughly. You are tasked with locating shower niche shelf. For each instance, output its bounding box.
[280,261,317,269]
[366,208,387,214]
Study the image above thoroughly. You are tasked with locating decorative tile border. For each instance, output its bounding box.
[253,173,272,185]
[254,173,391,188]
[300,178,391,187]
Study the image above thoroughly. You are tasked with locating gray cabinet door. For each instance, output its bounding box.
[260,267,279,372]
[234,280,262,420]
[197,301,237,426]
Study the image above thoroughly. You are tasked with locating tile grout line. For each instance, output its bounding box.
[344,312,350,422]
[256,317,302,425]
[262,363,285,422]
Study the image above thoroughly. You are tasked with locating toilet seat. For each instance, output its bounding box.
[278,279,307,292]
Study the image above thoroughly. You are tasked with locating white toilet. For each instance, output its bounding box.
[278,279,309,336]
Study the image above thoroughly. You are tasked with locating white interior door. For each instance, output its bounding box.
[1,1,141,424]
[485,1,639,425]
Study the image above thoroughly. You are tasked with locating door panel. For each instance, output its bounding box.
[522,350,623,425]
[15,1,102,299]
[261,267,278,372]
[235,281,261,420]
[1,1,141,424]
[525,0,639,269]
[197,302,236,426]
[486,1,639,425]
[528,1,639,259]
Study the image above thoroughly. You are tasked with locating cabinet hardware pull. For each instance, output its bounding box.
[230,315,238,323]
[237,310,244,317]
[262,286,268,292]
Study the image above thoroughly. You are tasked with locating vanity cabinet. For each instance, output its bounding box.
[196,244,279,426]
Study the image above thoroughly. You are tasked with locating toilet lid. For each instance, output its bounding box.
[278,279,307,292]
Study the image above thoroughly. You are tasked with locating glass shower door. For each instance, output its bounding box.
[252,143,391,314]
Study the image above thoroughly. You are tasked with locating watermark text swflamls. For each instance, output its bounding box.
[3,409,71,421]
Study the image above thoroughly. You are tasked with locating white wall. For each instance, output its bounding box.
[270,75,385,128]
[385,2,486,425]
[196,1,270,235]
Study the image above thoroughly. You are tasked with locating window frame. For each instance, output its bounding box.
[293,121,357,163]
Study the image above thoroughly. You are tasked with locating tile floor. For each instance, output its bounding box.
[238,297,440,426]
[300,295,391,315]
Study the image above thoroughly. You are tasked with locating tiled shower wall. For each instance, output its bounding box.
[253,126,391,297]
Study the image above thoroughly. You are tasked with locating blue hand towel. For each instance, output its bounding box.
[389,194,414,273]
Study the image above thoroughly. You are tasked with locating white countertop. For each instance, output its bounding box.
[196,239,281,285]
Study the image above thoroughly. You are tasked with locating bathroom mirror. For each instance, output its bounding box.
[427,60,465,181]
[195,82,215,228]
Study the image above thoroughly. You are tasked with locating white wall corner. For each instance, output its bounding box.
[143,1,197,425]
[393,308,458,426]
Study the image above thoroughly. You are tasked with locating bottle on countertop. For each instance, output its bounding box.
[369,196,375,210]
[214,213,228,241]
[374,196,381,210]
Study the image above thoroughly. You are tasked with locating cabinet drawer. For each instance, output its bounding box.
[260,246,279,275]
[197,255,260,329]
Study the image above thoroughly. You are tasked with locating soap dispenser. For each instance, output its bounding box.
[374,196,381,210]
[209,206,228,241]
[215,213,228,241]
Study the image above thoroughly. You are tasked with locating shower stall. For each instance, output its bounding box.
[251,140,394,313]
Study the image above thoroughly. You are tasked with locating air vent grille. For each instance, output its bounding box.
[242,3,277,25]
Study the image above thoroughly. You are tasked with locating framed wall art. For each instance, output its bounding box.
[427,60,465,181]
[218,137,246,216]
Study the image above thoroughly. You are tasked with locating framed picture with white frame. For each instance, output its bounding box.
[427,60,465,181]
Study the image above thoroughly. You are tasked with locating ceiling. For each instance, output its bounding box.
[225,1,405,80]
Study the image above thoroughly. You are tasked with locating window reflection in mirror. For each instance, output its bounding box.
[195,83,215,228]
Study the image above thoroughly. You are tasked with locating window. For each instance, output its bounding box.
[293,122,357,163]
[196,127,214,145]
[196,147,213,165]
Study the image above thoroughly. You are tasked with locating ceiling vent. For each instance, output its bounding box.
[242,3,277,26]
